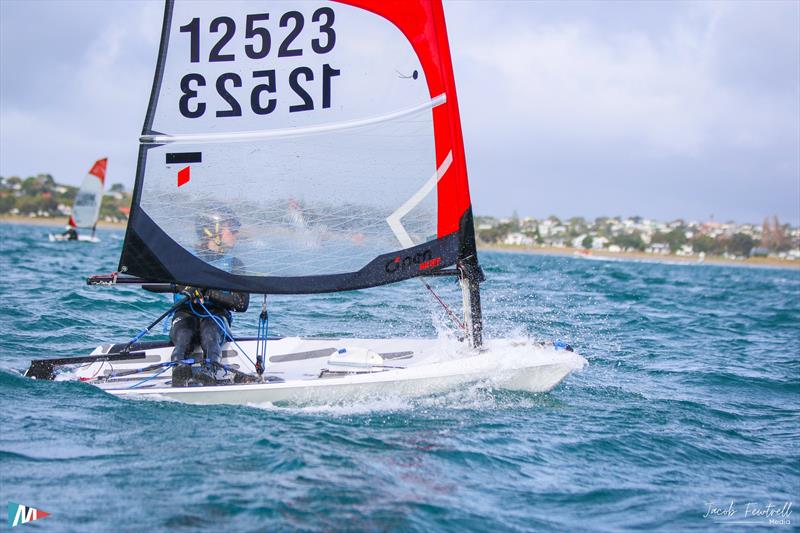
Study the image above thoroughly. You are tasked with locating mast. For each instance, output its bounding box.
[459,264,482,348]
[457,208,484,348]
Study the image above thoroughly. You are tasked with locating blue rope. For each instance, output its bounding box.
[127,365,172,389]
[161,310,174,334]
[109,358,196,380]
[127,298,184,346]
[127,328,149,346]
[189,299,257,370]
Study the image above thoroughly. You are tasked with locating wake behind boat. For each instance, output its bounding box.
[27,0,587,404]
[49,233,101,243]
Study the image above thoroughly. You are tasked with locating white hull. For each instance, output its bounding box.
[60,337,586,406]
[48,233,100,243]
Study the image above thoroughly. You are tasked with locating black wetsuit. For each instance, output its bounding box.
[169,255,249,369]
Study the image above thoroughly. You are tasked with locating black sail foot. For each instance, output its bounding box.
[25,352,149,381]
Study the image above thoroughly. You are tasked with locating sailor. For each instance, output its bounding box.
[170,208,249,386]
[62,226,79,240]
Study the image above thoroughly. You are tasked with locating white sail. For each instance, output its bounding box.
[70,158,107,229]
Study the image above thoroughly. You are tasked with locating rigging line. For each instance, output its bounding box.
[255,294,268,376]
[141,94,446,145]
[420,279,465,332]
[127,365,171,390]
[191,299,257,372]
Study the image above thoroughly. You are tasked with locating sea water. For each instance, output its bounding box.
[0,223,797,531]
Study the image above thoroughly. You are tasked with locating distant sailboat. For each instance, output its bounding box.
[49,158,107,243]
[28,0,586,403]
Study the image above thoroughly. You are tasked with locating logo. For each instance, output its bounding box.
[178,165,191,187]
[385,250,436,274]
[419,257,442,271]
[8,502,50,528]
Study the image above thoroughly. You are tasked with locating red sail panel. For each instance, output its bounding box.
[336,0,472,238]
[88,158,108,184]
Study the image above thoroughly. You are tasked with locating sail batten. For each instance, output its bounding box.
[119,0,477,294]
[141,94,446,144]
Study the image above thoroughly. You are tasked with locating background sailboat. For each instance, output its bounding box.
[49,157,107,243]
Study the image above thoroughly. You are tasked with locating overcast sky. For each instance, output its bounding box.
[1,0,798,225]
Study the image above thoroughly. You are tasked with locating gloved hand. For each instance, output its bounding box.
[176,285,205,302]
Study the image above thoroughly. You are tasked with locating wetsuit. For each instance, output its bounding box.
[169,254,249,384]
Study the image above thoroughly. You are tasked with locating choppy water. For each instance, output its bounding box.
[1,222,798,531]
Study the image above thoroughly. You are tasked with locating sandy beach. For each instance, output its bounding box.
[478,243,799,269]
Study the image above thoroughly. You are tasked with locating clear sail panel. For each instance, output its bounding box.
[140,108,438,276]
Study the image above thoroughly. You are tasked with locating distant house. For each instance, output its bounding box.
[646,243,670,255]
[607,244,622,253]
[504,232,534,246]
[750,247,769,257]
[591,236,609,250]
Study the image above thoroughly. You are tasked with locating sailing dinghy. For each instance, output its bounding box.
[27,0,586,405]
[49,158,107,243]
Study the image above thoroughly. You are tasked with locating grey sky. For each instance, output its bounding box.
[1,0,798,225]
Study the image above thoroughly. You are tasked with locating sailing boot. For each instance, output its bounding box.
[171,364,192,387]
[189,360,218,386]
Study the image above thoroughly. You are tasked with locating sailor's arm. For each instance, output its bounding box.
[204,289,249,312]
[156,284,249,313]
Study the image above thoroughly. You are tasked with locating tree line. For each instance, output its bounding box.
[0,174,130,221]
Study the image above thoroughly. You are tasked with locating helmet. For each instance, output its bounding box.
[195,206,241,246]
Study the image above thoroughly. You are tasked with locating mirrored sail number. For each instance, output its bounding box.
[178,8,338,118]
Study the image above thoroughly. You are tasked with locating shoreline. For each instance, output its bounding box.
[478,243,800,269]
[2,215,795,269]
[0,215,126,229]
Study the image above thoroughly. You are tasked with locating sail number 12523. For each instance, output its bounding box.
[177,8,340,118]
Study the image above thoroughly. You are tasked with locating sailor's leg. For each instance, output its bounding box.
[192,315,226,384]
[199,315,225,365]
[169,312,197,387]
[169,312,197,361]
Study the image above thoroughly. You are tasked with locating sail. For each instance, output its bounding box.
[119,0,478,294]
[70,158,107,229]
